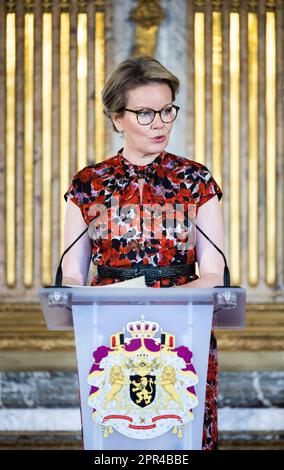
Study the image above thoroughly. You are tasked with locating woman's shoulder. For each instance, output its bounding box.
[72,154,120,182]
[166,152,211,174]
[166,153,222,205]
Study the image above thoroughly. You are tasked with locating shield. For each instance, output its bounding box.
[130,375,156,408]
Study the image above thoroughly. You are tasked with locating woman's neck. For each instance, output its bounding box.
[121,147,162,166]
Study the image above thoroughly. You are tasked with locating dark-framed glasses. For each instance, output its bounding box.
[122,104,180,125]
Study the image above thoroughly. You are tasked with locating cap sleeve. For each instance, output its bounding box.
[196,165,222,208]
[64,167,95,224]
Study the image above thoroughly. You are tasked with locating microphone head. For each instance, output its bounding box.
[55,266,63,287]
[223,265,231,287]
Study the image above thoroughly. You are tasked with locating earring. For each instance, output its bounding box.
[118,130,124,137]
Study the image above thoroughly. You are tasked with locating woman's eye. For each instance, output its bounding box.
[138,110,152,117]
[162,106,173,115]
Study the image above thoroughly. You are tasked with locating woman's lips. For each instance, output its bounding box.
[151,135,166,143]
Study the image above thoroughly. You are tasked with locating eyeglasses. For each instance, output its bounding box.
[122,104,180,125]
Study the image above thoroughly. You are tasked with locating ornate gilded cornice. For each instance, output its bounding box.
[0,431,82,450]
[129,0,165,57]
[0,431,283,450]
[4,0,277,13]
[58,0,70,12]
[129,0,165,30]
[195,1,276,12]
[0,302,284,352]
[0,302,75,351]
[5,0,105,13]
[5,0,15,11]
[25,0,34,13]
[41,0,52,10]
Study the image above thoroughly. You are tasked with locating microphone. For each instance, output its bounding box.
[54,226,90,287]
[192,221,231,287]
[49,215,97,287]
[51,210,231,288]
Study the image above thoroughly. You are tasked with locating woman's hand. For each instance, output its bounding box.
[176,196,224,288]
[177,273,222,288]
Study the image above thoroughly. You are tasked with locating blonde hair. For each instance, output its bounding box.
[101,56,180,133]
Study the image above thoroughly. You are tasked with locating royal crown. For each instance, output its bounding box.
[126,318,160,338]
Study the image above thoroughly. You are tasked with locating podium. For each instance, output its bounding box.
[39,285,245,450]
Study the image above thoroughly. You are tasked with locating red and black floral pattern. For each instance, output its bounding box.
[65,147,222,450]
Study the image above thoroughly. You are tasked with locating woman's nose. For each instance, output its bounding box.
[151,112,165,128]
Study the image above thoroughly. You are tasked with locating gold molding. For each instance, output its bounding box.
[195,1,276,12]
[216,332,284,351]
[217,302,284,351]
[129,0,165,57]
[130,0,165,29]
[0,302,284,352]
[4,0,276,13]
[0,302,75,351]
[0,432,82,450]
[5,1,106,13]
[0,431,283,450]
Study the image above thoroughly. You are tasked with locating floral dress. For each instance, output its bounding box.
[64,147,222,450]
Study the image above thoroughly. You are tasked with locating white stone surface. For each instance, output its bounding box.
[219,408,284,432]
[0,409,81,432]
[0,408,283,432]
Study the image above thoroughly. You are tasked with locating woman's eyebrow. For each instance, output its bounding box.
[134,102,173,110]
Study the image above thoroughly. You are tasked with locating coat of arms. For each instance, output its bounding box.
[87,317,199,439]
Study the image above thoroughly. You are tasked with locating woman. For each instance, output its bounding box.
[63,56,224,450]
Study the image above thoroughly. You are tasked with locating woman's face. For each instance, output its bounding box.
[112,82,175,160]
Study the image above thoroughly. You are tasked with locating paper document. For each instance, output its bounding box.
[66,275,147,288]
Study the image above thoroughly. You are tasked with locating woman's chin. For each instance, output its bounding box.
[148,141,168,152]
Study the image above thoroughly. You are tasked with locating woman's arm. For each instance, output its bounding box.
[62,199,92,286]
[178,195,225,288]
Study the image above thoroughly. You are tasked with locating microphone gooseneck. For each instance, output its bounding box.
[54,209,230,288]
[55,227,89,287]
[194,223,231,287]
[54,213,99,287]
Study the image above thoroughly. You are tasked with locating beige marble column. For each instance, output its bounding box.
[276,0,284,296]
[257,0,267,292]
[239,0,249,288]
[51,0,61,284]
[15,1,25,293]
[34,0,43,291]
[87,0,96,164]
[70,0,78,177]
[0,1,6,289]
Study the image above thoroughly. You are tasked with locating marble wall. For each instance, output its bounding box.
[106,0,284,301]
[0,1,283,450]
[110,0,189,158]
[0,371,283,449]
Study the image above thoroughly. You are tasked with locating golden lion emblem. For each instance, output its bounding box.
[104,365,125,407]
[160,365,182,406]
[131,376,154,405]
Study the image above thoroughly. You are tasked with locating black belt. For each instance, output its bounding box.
[97,264,195,283]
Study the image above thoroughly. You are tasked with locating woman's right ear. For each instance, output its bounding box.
[111,112,121,133]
